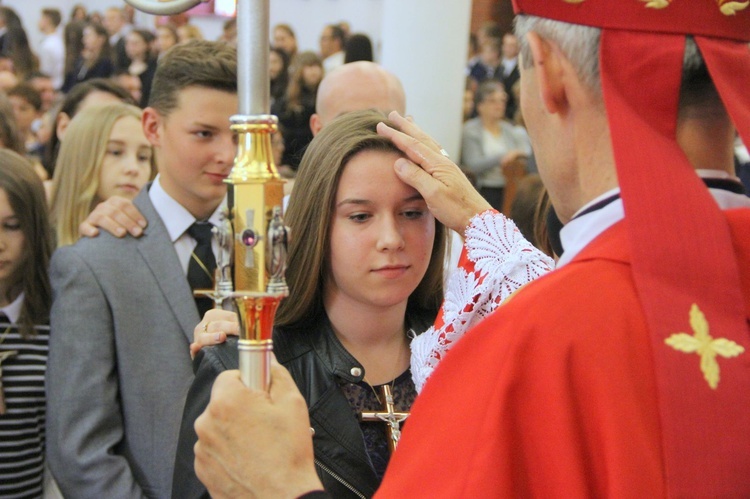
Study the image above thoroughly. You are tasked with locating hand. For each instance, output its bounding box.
[501,151,528,180]
[500,149,527,168]
[190,309,239,359]
[194,363,323,499]
[79,196,147,239]
[377,112,492,233]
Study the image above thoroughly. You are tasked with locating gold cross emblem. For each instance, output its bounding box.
[665,304,745,390]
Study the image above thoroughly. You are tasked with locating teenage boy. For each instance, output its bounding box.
[46,40,238,499]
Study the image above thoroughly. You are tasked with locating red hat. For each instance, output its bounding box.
[513,0,750,495]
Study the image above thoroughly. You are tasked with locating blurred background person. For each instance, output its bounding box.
[460,80,531,212]
[155,24,179,60]
[273,23,298,68]
[344,33,373,64]
[62,20,85,89]
[7,83,43,159]
[62,23,114,93]
[499,33,520,121]
[112,71,143,107]
[269,47,289,107]
[44,78,136,177]
[125,28,156,107]
[271,51,322,171]
[177,24,203,43]
[36,8,64,90]
[220,18,237,47]
[69,4,88,23]
[319,24,345,73]
[103,6,130,72]
[0,7,39,80]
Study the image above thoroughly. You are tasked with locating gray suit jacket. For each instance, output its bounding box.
[46,187,199,499]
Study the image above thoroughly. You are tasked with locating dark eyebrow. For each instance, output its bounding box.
[335,193,425,209]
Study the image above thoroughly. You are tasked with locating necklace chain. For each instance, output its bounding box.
[361,328,412,406]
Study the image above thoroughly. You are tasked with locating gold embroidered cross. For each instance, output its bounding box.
[664,304,745,390]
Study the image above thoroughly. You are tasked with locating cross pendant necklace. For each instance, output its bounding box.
[361,384,410,452]
[0,326,17,415]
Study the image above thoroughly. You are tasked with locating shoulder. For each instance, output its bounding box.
[463,118,482,135]
[272,323,316,365]
[197,337,239,374]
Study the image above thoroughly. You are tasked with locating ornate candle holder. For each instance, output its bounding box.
[227,115,288,391]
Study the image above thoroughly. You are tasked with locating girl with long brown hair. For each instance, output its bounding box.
[174,110,446,498]
[0,149,53,497]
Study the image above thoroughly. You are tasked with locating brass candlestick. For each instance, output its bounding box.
[228,115,288,391]
[123,0,284,392]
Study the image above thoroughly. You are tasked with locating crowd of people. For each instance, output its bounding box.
[0,1,747,498]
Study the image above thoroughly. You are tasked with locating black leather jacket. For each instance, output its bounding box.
[172,312,432,499]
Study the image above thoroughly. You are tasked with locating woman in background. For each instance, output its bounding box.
[50,103,154,247]
[0,149,52,498]
[61,23,113,93]
[271,51,323,170]
[269,47,290,106]
[125,29,157,107]
[461,80,532,211]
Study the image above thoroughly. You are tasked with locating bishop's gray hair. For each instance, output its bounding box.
[514,15,716,112]
[515,15,601,93]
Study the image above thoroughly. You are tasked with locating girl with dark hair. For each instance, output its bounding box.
[0,7,39,79]
[271,51,323,169]
[0,149,53,497]
[269,47,290,106]
[61,23,114,93]
[344,33,374,63]
[125,29,157,107]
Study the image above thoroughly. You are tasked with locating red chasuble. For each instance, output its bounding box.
[377,211,750,497]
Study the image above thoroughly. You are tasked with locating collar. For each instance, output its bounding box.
[148,175,226,242]
[1,292,24,324]
[557,175,750,267]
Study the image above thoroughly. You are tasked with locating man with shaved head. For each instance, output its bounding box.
[310,61,405,135]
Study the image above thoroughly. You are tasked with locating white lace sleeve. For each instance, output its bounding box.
[410,211,555,392]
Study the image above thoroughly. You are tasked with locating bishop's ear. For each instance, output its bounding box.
[526,32,568,115]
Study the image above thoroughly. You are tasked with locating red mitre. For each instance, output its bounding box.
[512,0,750,496]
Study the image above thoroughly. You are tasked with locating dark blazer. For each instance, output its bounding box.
[47,187,199,499]
[173,312,432,499]
[61,56,114,92]
[113,35,131,72]
[501,63,520,120]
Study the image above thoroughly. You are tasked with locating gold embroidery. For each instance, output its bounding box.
[717,0,750,15]
[664,304,745,390]
[563,0,586,3]
[641,0,672,8]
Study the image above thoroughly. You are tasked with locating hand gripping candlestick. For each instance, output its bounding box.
[124,0,287,391]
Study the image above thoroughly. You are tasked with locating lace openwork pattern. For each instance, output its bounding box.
[410,211,555,392]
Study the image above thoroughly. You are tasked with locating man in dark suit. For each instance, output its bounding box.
[103,6,131,72]
[500,33,520,121]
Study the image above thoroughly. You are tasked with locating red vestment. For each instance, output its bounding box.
[377,211,750,497]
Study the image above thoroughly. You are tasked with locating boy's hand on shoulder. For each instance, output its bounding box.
[79,196,148,239]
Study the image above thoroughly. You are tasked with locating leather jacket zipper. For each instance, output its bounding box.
[314,458,367,499]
